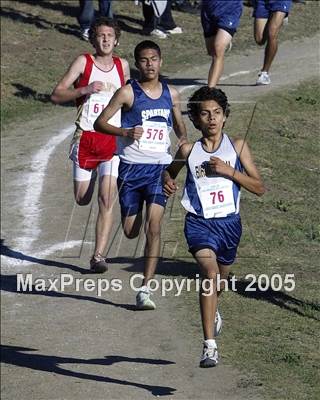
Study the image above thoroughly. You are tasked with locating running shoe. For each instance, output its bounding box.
[90,254,108,273]
[214,309,222,337]
[80,28,90,41]
[256,71,271,85]
[136,288,156,310]
[166,26,183,34]
[150,29,167,39]
[200,342,219,368]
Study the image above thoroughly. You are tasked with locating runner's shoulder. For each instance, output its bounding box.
[167,84,179,98]
[114,81,134,104]
[71,54,89,72]
[229,136,253,159]
[119,57,129,68]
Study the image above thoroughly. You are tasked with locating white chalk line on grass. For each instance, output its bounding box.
[13,125,74,256]
[179,70,253,93]
[4,69,253,267]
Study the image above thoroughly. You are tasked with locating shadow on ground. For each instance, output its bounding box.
[1,239,88,274]
[1,6,80,38]
[1,345,176,396]
[233,277,320,321]
[0,274,136,311]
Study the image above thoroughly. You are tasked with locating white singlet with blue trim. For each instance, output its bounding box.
[181,134,243,219]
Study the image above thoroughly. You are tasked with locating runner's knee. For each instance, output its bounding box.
[122,219,140,239]
[202,270,217,281]
[145,220,161,239]
[123,226,140,239]
[98,193,113,211]
[255,36,265,46]
[75,194,91,206]
[211,43,225,58]
[267,25,280,41]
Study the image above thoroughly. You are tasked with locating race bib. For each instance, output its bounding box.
[198,180,236,219]
[139,120,168,152]
[87,92,111,125]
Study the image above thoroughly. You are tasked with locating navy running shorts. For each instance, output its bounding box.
[117,162,168,217]
[201,1,243,38]
[184,212,242,265]
[253,0,292,18]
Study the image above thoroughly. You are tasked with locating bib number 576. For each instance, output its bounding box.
[146,128,164,141]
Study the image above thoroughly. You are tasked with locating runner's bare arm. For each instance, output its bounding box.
[169,85,188,145]
[209,139,265,196]
[51,55,104,104]
[163,143,193,196]
[120,58,130,83]
[94,85,143,139]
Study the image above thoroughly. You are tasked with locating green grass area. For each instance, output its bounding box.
[1,1,319,397]
[1,0,319,126]
[163,79,320,400]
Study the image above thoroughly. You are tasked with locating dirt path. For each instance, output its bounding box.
[1,34,319,400]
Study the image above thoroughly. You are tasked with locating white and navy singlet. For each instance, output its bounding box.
[181,134,243,219]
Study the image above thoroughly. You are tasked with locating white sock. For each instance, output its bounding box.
[204,339,217,348]
[140,285,149,293]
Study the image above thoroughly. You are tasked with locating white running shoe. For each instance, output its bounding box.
[136,288,156,310]
[256,71,271,85]
[80,28,90,41]
[214,309,222,337]
[150,29,167,39]
[200,342,219,368]
[166,26,183,34]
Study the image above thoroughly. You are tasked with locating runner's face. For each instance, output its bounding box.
[94,26,117,55]
[136,49,162,80]
[197,100,226,137]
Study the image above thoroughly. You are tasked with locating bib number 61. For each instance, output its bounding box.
[93,103,105,114]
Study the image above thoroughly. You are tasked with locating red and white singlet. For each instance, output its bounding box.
[70,53,125,170]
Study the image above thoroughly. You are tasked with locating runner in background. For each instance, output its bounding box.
[253,0,292,85]
[201,0,243,87]
[51,17,130,273]
[77,0,113,41]
[163,86,265,367]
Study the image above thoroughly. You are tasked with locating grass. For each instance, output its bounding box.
[1,0,319,126]
[1,1,320,398]
[162,79,320,400]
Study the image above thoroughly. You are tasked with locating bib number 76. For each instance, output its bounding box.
[210,190,224,204]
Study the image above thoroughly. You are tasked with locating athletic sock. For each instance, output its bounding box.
[140,285,149,293]
[204,339,217,348]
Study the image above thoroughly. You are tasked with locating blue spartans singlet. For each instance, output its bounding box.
[117,79,173,164]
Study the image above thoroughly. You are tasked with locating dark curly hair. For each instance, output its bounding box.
[187,86,230,129]
[89,17,121,45]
